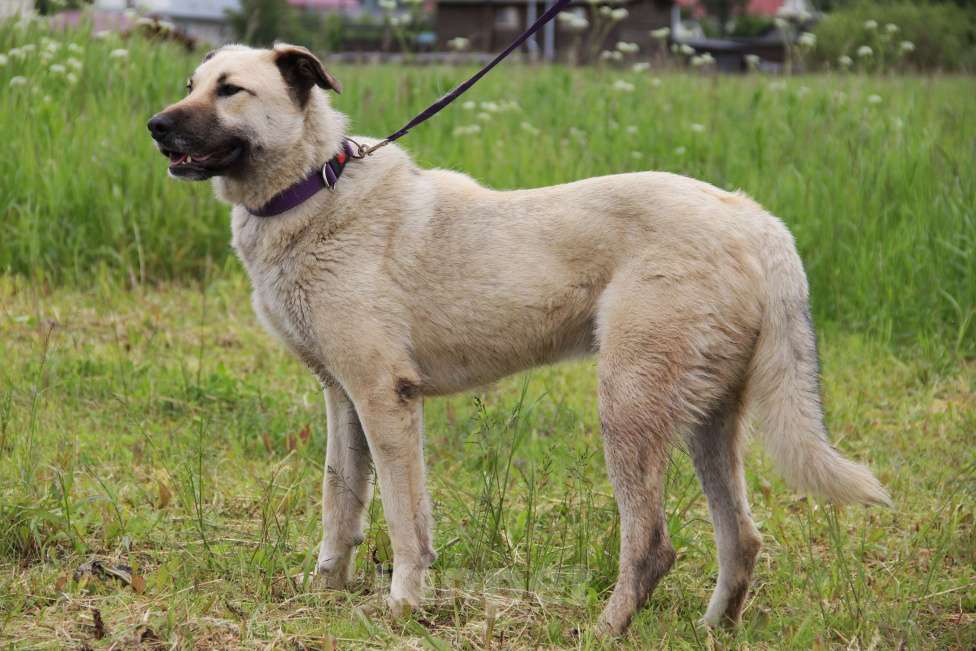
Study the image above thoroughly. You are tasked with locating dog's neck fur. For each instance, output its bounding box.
[213,91,348,210]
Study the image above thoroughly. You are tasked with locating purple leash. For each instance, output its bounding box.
[352,0,572,158]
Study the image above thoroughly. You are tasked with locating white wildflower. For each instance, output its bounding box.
[885,23,898,34]
[67,57,82,70]
[110,49,129,59]
[625,125,638,135]
[599,6,612,17]
[899,40,915,53]
[615,41,639,54]
[651,77,662,87]
[40,52,53,64]
[690,123,705,133]
[650,27,670,40]
[600,50,614,61]
[9,76,27,87]
[68,43,83,54]
[0,54,6,66]
[476,111,491,121]
[569,126,586,142]
[610,8,628,21]
[838,54,853,68]
[447,37,469,51]
[632,61,650,73]
[868,94,882,105]
[680,43,695,56]
[21,44,35,53]
[796,85,810,97]
[612,79,635,92]
[745,53,760,70]
[452,124,481,136]
[864,19,877,30]
[93,30,112,40]
[674,146,686,155]
[797,32,816,48]
[49,63,66,75]
[480,101,499,112]
[462,100,476,110]
[568,15,589,30]
[43,94,52,103]
[558,12,588,31]
[498,99,520,112]
[8,47,24,60]
[66,72,78,85]
[136,16,154,27]
[378,0,396,10]
[857,45,873,58]
[159,20,176,32]
[520,121,540,136]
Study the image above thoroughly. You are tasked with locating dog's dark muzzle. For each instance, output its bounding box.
[148,108,247,180]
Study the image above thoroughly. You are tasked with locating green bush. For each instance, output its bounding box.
[813,1,976,71]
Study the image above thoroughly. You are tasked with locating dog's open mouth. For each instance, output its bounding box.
[160,142,245,179]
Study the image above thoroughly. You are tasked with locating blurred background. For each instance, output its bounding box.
[7,0,975,70]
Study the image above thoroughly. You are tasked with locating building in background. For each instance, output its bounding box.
[435,0,672,61]
[90,0,239,43]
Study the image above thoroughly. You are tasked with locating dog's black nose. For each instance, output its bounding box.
[147,113,174,139]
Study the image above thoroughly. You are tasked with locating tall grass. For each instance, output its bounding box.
[1,19,974,354]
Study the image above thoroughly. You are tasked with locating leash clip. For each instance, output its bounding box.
[347,137,390,160]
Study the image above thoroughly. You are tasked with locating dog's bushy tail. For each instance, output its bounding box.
[746,217,891,507]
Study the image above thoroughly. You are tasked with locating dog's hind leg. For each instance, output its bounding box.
[596,374,676,637]
[689,398,763,627]
[317,384,374,588]
[594,262,761,636]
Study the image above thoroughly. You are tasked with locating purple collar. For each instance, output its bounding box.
[247,139,355,218]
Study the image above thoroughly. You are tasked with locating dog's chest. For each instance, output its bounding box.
[232,215,335,383]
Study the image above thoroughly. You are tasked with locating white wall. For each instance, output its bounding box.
[0,0,34,20]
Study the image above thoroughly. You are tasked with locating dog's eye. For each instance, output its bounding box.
[217,83,244,98]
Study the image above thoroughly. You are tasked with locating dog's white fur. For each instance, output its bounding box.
[154,44,890,635]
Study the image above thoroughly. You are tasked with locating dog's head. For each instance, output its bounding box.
[148,44,341,181]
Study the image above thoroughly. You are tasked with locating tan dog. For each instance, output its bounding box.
[149,44,890,636]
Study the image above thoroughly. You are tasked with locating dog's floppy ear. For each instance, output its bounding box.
[273,44,342,106]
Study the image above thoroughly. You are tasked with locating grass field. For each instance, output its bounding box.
[1,19,974,650]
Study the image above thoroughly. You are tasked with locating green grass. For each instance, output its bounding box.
[1,21,974,355]
[0,276,973,649]
[1,19,975,649]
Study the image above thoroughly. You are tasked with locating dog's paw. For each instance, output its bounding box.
[386,595,417,619]
[594,608,631,639]
[313,551,354,589]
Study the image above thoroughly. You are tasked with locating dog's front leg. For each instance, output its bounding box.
[351,379,434,615]
[317,383,374,588]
